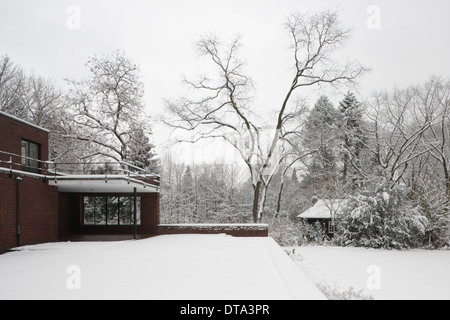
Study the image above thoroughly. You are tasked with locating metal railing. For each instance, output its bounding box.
[0,150,160,188]
[0,150,51,177]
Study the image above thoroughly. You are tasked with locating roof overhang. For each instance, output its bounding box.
[48,175,159,194]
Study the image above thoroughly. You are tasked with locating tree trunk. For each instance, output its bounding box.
[257,184,268,222]
[252,181,261,223]
[275,180,284,218]
[342,152,348,183]
[445,179,450,210]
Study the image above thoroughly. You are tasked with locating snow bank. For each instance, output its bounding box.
[0,235,325,300]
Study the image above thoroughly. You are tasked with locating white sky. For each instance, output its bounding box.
[1,0,450,163]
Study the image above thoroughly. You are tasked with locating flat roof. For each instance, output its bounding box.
[0,110,50,133]
[1,166,159,194]
[48,174,159,193]
[0,234,326,300]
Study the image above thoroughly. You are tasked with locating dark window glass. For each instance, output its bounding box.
[107,197,119,225]
[21,140,40,173]
[83,196,141,226]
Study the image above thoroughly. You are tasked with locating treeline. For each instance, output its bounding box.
[0,52,157,172]
[2,37,449,250]
[161,79,450,249]
[159,9,449,249]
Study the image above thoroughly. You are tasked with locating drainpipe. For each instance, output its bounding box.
[133,187,137,240]
[16,176,23,247]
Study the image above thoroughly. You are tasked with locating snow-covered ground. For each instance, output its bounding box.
[286,245,450,300]
[0,234,325,300]
[3,234,448,300]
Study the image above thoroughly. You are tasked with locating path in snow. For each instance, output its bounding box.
[286,245,450,300]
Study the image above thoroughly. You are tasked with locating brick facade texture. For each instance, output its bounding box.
[0,113,49,172]
[0,113,56,253]
[0,173,59,253]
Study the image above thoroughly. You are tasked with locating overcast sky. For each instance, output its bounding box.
[1,0,450,161]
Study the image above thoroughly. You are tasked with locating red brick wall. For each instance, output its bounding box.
[141,193,160,235]
[0,172,59,253]
[0,113,49,167]
[0,113,55,253]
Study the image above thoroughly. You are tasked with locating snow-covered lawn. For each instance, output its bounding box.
[0,234,325,300]
[286,245,450,300]
[3,234,447,300]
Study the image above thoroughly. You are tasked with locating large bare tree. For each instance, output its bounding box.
[66,50,156,170]
[164,10,367,222]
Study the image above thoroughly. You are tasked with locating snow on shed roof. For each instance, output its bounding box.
[297,199,345,219]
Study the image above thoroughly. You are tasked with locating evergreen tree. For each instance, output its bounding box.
[338,181,427,249]
[125,128,158,173]
[338,92,366,186]
[180,166,196,222]
[302,95,340,187]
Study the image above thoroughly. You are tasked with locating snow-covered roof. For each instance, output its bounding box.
[0,110,50,133]
[48,174,159,193]
[297,199,345,219]
[1,234,326,300]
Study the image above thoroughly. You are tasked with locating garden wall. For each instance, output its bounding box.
[157,223,268,237]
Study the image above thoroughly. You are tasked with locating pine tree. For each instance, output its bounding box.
[338,181,427,249]
[180,166,196,222]
[125,128,158,172]
[338,92,366,186]
[302,95,340,185]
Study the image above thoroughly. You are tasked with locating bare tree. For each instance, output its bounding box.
[21,74,62,128]
[0,55,77,163]
[163,35,265,221]
[163,10,367,222]
[66,50,156,168]
[0,55,26,117]
[419,77,450,201]
[364,80,443,189]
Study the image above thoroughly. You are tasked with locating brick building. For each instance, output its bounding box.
[0,111,160,253]
[0,111,269,254]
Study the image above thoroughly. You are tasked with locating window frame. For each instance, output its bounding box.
[21,139,41,173]
[82,195,141,226]
[328,222,338,234]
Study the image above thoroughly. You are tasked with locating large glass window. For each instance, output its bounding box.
[83,196,141,226]
[21,139,40,173]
